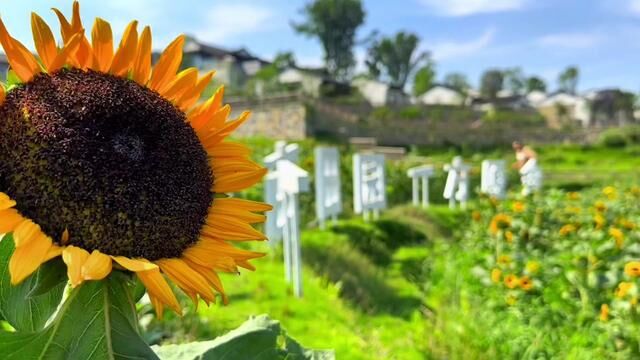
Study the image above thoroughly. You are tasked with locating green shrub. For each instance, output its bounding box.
[330,221,392,266]
[598,128,628,148]
[373,219,426,250]
[398,106,423,120]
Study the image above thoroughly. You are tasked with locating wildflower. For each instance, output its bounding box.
[625,262,640,277]
[600,304,609,322]
[497,255,512,265]
[618,218,636,231]
[519,276,533,291]
[512,201,525,213]
[602,186,617,199]
[594,201,607,213]
[609,227,625,249]
[631,186,640,197]
[472,211,482,222]
[616,282,633,298]
[559,224,577,236]
[0,2,270,317]
[491,268,502,283]
[504,274,519,289]
[489,214,512,235]
[631,297,638,307]
[506,295,518,306]
[567,192,581,200]
[505,231,514,243]
[594,214,606,230]
[525,260,540,274]
[564,206,582,214]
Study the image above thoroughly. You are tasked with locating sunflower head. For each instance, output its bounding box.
[0,2,271,317]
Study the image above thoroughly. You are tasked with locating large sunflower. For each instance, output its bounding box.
[0,2,270,317]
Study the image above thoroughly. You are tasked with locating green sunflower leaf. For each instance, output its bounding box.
[152,314,335,360]
[0,234,66,332]
[0,271,159,360]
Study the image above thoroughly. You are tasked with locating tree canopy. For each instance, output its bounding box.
[480,69,504,100]
[293,0,366,81]
[526,76,547,93]
[558,66,579,94]
[365,31,429,89]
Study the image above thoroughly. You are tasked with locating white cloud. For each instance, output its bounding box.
[536,32,603,49]
[195,4,274,43]
[418,0,527,16]
[431,28,496,61]
[629,0,640,14]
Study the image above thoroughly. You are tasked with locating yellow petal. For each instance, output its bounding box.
[0,209,25,234]
[81,250,113,281]
[177,71,215,111]
[136,268,181,314]
[13,219,42,248]
[47,32,82,73]
[208,206,267,224]
[213,168,268,193]
[112,256,158,272]
[53,2,91,69]
[10,233,52,285]
[132,26,152,85]
[110,21,138,77]
[196,105,231,138]
[51,7,73,40]
[161,67,198,101]
[43,244,63,262]
[31,13,57,71]
[149,35,185,93]
[0,86,4,105]
[0,18,41,82]
[0,192,16,210]
[183,259,227,304]
[91,18,113,73]
[149,294,165,319]
[156,258,216,303]
[188,85,225,130]
[207,142,251,159]
[200,111,251,149]
[215,197,273,213]
[62,246,90,288]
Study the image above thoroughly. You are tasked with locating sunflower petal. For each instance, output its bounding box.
[110,21,138,77]
[177,71,215,111]
[213,168,268,193]
[0,209,25,234]
[0,192,16,210]
[13,219,42,248]
[43,244,63,262]
[188,85,225,130]
[162,67,198,101]
[196,105,231,138]
[215,197,273,213]
[81,250,112,281]
[0,86,4,105]
[183,259,227,304]
[91,18,114,73]
[31,13,57,70]
[156,258,216,303]
[200,111,252,149]
[207,142,252,159]
[112,256,158,272]
[53,2,91,68]
[137,268,181,314]
[0,18,41,82]
[149,294,165,319]
[132,26,152,85]
[149,35,185,93]
[62,246,90,288]
[9,232,52,285]
[48,32,82,73]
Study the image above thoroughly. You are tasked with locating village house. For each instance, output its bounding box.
[418,84,465,106]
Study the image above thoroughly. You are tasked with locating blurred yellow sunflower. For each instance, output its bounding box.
[511,201,525,213]
[0,2,270,317]
[609,227,624,249]
[615,282,633,298]
[504,274,518,289]
[599,304,609,322]
[491,268,502,283]
[559,224,576,236]
[518,276,533,291]
[625,262,640,278]
[489,213,512,235]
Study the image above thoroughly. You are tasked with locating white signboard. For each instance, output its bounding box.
[481,160,507,199]
[264,141,300,242]
[353,153,387,220]
[315,147,342,229]
[443,156,471,209]
[407,165,435,208]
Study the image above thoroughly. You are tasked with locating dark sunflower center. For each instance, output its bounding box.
[0,69,214,260]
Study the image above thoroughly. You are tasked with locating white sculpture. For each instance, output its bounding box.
[353,153,387,220]
[407,165,435,208]
[481,160,507,199]
[443,156,471,209]
[315,147,342,229]
[264,141,300,243]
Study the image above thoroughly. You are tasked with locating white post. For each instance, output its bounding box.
[443,157,470,209]
[481,160,507,199]
[408,165,435,209]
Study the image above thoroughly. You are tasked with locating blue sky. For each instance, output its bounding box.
[1,0,639,92]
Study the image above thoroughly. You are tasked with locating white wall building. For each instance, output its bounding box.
[419,85,465,106]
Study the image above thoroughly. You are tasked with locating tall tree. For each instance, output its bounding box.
[480,69,504,100]
[526,76,547,93]
[293,0,366,81]
[503,67,526,95]
[443,72,470,94]
[558,66,579,94]
[412,60,436,96]
[366,31,429,89]
[273,52,297,70]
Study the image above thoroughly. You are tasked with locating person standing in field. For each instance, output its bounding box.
[512,141,543,195]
